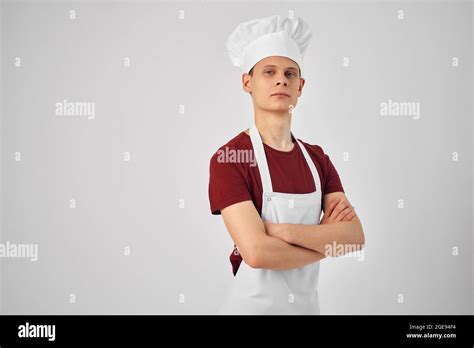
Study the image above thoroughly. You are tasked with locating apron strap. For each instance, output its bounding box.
[249,124,322,195]
[249,124,273,192]
[296,139,322,195]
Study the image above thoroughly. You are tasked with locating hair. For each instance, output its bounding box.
[248,65,302,77]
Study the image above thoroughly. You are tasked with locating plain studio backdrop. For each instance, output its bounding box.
[0,0,472,314]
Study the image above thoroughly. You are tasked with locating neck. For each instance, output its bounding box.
[252,109,294,151]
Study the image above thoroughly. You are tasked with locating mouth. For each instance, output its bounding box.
[271,93,290,97]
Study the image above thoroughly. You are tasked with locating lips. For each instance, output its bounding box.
[271,93,290,97]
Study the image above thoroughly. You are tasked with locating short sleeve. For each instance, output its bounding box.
[208,149,253,215]
[322,150,345,195]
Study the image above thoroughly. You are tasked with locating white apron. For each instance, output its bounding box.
[217,124,323,315]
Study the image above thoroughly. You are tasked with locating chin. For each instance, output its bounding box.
[272,101,293,108]
[257,101,294,113]
[266,106,293,114]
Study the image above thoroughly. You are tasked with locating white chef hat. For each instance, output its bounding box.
[226,14,313,75]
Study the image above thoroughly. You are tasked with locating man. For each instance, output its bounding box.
[208,14,365,314]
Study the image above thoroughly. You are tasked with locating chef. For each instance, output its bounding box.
[208,14,365,314]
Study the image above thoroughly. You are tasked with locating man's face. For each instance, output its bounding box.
[242,56,305,115]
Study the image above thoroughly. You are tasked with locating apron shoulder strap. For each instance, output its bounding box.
[296,139,322,195]
[249,124,273,192]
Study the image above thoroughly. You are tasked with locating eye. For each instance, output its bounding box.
[286,71,296,77]
[264,70,273,75]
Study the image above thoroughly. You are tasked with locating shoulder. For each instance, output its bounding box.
[294,138,341,177]
[209,130,252,169]
[295,138,329,161]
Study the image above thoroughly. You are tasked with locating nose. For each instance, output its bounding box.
[275,71,289,86]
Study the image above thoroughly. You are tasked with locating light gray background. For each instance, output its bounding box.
[0,0,472,314]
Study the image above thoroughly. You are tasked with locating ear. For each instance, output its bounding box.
[298,78,306,94]
[242,73,252,94]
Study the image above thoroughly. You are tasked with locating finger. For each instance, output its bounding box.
[334,206,352,221]
[331,201,350,219]
[341,210,356,222]
[334,201,355,221]
[339,204,354,218]
[326,198,342,218]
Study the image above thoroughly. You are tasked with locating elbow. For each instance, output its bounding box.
[349,215,365,246]
[355,222,365,250]
[340,220,365,257]
[242,240,267,269]
[327,223,365,258]
[243,253,263,269]
[245,249,264,269]
[246,255,262,269]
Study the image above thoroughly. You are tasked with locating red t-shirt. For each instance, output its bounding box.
[208,130,345,275]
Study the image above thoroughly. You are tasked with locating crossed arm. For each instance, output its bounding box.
[264,192,365,256]
[221,191,365,271]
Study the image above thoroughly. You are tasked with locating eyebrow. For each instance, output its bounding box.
[262,65,298,71]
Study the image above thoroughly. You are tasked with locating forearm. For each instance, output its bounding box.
[285,219,365,256]
[252,235,326,271]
